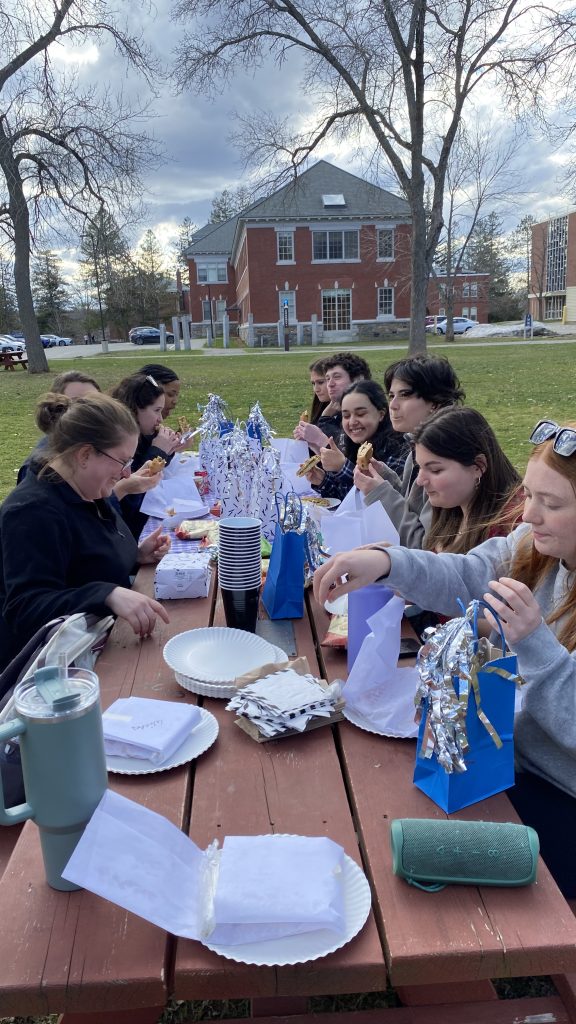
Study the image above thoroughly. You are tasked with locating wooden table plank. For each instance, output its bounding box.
[173,593,387,1001]
[0,567,217,1017]
[309,595,576,988]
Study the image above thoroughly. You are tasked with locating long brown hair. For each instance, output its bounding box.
[413,407,522,554]
[309,358,328,424]
[511,429,576,651]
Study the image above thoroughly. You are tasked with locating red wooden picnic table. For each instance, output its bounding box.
[0,569,574,1024]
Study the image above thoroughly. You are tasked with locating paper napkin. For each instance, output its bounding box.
[102,697,201,764]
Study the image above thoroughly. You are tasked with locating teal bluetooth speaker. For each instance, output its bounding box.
[390,818,539,890]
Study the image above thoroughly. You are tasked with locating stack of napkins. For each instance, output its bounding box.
[154,551,212,600]
[63,790,348,944]
[226,668,341,737]
[102,697,201,764]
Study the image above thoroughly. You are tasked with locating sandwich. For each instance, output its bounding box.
[145,456,167,475]
[300,410,309,422]
[296,453,321,477]
[356,442,374,471]
[177,415,190,433]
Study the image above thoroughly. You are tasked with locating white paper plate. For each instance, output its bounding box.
[342,704,418,740]
[202,849,371,966]
[105,708,219,774]
[174,643,289,698]
[164,628,281,684]
[302,496,341,510]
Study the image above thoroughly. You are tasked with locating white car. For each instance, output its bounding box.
[40,333,73,346]
[0,335,26,353]
[433,316,478,335]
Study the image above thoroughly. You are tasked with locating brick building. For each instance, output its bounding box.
[185,160,488,342]
[529,211,576,322]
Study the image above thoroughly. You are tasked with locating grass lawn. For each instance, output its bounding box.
[0,341,574,500]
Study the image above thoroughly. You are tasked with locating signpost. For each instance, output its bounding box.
[524,312,533,340]
[283,299,290,351]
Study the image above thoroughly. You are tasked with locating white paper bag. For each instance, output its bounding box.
[344,597,419,738]
[321,487,399,554]
[141,472,203,518]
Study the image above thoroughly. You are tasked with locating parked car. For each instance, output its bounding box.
[40,333,73,347]
[129,326,175,345]
[433,316,478,335]
[0,335,26,353]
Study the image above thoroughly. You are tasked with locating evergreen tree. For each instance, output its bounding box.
[80,210,133,339]
[134,230,173,324]
[464,212,521,321]
[32,251,70,333]
[174,216,197,271]
[209,186,251,223]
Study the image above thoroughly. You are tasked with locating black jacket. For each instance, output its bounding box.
[0,468,138,671]
[118,432,173,540]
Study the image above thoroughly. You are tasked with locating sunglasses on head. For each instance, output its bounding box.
[529,420,576,456]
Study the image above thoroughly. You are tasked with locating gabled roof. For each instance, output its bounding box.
[240,160,410,222]
[187,160,410,260]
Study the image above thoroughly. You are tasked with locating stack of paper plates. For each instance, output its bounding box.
[164,628,288,698]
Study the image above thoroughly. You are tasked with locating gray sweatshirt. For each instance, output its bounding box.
[381,523,576,798]
[364,451,432,548]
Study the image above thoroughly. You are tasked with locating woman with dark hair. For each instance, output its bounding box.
[315,418,576,900]
[306,358,330,425]
[304,380,408,501]
[0,393,170,672]
[111,373,180,537]
[355,354,465,546]
[410,406,521,553]
[137,364,181,419]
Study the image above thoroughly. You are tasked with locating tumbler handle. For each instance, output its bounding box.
[0,717,33,825]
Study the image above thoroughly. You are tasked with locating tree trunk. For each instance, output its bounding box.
[408,199,429,354]
[0,124,49,374]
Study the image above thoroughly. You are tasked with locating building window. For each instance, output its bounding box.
[545,295,564,320]
[546,216,567,293]
[322,289,351,330]
[462,307,469,318]
[377,287,394,317]
[462,283,470,298]
[377,228,394,260]
[470,306,477,320]
[278,290,296,324]
[277,232,294,262]
[312,229,359,261]
[470,282,478,298]
[197,262,227,284]
[215,300,227,322]
[201,300,212,322]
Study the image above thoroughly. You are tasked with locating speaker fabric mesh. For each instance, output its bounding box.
[390,818,539,888]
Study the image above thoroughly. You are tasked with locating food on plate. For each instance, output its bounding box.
[145,456,166,475]
[296,454,321,478]
[302,496,333,507]
[177,415,190,433]
[175,520,211,541]
[300,410,309,422]
[356,442,374,471]
[165,507,176,516]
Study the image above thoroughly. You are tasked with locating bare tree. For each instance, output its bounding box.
[431,125,522,340]
[0,0,161,372]
[172,0,556,353]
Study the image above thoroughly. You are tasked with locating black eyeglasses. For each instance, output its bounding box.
[529,420,576,456]
[94,448,133,471]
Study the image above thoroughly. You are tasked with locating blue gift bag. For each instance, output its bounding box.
[261,523,306,619]
[413,601,517,813]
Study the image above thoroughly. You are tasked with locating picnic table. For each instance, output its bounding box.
[0,566,575,1024]
[0,350,28,370]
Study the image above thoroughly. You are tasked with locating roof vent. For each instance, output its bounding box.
[322,194,345,207]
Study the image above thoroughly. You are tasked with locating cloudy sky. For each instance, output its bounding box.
[48,0,576,273]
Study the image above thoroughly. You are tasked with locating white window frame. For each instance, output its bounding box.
[462,282,470,298]
[277,231,294,263]
[215,299,227,322]
[377,286,394,318]
[196,262,228,284]
[470,282,478,298]
[312,229,359,262]
[470,306,477,320]
[201,299,213,322]
[377,228,394,261]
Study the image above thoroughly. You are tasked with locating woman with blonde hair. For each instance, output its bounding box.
[315,418,576,899]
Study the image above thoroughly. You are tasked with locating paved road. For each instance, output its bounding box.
[44,334,576,361]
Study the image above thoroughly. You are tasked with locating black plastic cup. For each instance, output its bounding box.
[221,586,260,633]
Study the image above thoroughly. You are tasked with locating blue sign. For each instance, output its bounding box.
[525,313,532,327]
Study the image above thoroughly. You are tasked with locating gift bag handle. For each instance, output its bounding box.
[457,598,506,657]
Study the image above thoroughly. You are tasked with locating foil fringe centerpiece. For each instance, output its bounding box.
[414,600,516,774]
